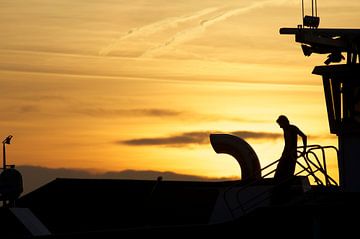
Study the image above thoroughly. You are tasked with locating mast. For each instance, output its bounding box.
[280,1,360,191]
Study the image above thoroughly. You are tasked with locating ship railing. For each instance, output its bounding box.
[223,144,338,219]
[298,144,338,186]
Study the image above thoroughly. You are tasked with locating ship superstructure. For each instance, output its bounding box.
[1,1,360,238]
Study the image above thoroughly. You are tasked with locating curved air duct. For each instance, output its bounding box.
[210,134,261,181]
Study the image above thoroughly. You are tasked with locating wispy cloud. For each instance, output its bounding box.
[99,0,282,58]
[0,104,40,115]
[70,106,270,123]
[120,131,211,147]
[119,130,282,147]
[73,107,182,118]
[15,105,40,113]
[231,130,282,140]
[132,108,181,117]
[141,2,269,58]
[99,0,282,57]
[119,129,331,148]
[99,7,219,56]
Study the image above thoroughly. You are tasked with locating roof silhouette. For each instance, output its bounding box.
[17,178,234,234]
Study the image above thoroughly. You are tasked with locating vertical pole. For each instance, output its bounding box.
[2,143,5,171]
[347,51,352,64]
[301,0,305,20]
[311,0,314,17]
[2,143,5,207]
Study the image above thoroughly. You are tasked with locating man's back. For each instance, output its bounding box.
[283,124,302,157]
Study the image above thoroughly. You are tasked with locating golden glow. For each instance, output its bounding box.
[1,0,358,182]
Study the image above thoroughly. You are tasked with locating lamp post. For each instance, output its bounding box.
[2,135,13,171]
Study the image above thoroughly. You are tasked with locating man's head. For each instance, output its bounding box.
[276,115,289,128]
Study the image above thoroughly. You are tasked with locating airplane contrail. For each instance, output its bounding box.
[141,1,276,58]
[99,7,219,56]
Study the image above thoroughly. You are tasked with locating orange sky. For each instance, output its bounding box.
[1,0,359,182]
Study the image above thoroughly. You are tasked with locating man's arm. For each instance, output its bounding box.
[297,127,307,155]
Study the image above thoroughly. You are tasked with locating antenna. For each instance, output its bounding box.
[301,0,320,28]
[301,0,304,20]
[2,135,13,171]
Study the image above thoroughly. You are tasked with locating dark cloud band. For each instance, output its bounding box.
[75,108,182,117]
[120,130,282,147]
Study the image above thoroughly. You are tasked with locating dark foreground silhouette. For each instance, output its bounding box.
[275,115,307,182]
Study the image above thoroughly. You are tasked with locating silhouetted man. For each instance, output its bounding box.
[274,115,307,182]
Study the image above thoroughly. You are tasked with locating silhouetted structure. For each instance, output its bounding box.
[2,135,13,170]
[3,2,360,238]
[0,166,23,207]
[280,27,360,192]
[210,134,261,181]
[1,135,23,207]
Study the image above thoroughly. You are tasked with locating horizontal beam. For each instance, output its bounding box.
[280,27,360,57]
[312,64,360,78]
[280,28,360,37]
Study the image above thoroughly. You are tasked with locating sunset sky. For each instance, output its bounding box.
[1,0,359,183]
